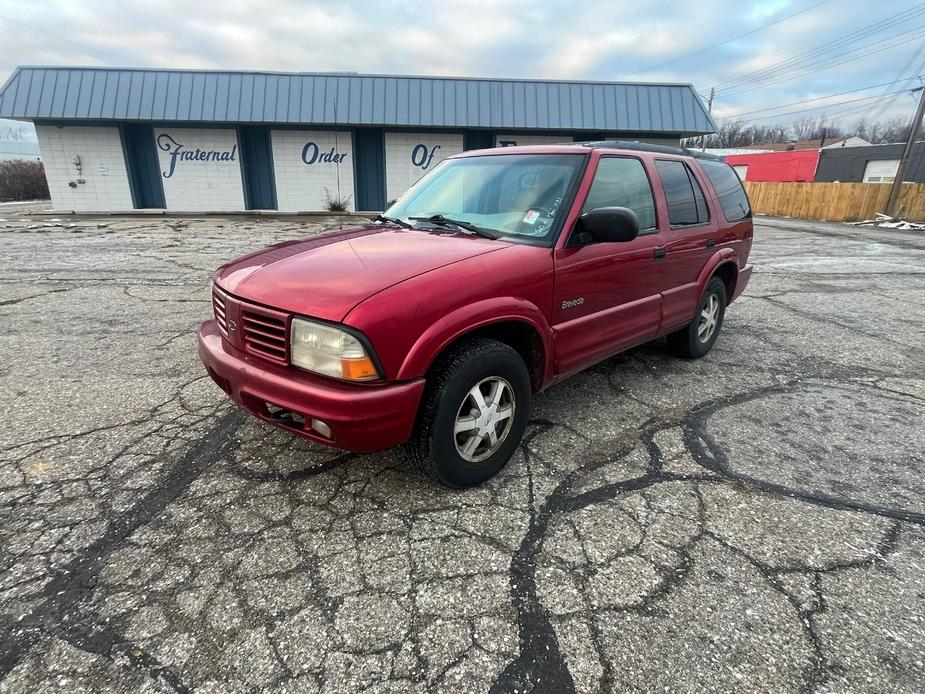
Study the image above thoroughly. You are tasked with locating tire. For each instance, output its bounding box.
[406,338,532,488]
[667,276,727,359]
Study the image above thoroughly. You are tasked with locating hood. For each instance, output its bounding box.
[214,224,505,321]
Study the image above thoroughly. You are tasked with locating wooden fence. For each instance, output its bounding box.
[742,181,925,222]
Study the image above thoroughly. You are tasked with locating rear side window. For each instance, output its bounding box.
[581,157,657,231]
[655,160,709,227]
[699,159,752,222]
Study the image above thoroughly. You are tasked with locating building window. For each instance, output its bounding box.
[862,159,900,183]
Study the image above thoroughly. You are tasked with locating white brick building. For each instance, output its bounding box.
[35,125,133,210]
[0,67,716,213]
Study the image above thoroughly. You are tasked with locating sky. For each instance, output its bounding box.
[1,0,924,141]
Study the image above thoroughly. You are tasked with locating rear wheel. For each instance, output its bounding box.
[407,338,531,487]
[667,276,727,359]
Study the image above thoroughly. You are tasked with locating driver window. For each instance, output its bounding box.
[580,157,657,232]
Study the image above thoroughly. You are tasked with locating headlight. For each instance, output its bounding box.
[290,318,380,381]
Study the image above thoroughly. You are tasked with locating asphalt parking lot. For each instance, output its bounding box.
[0,211,923,693]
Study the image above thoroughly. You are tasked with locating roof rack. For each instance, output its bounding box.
[578,140,725,161]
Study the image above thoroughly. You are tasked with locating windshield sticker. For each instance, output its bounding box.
[547,196,563,219]
[523,209,541,225]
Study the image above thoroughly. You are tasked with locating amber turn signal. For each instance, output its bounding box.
[341,356,378,381]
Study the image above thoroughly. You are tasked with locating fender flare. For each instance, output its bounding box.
[696,249,739,298]
[395,297,554,383]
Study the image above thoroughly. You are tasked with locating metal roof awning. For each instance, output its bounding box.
[0,66,716,136]
[0,67,715,135]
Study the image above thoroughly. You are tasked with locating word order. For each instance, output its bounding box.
[302,142,348,165]
[157,133,236,179]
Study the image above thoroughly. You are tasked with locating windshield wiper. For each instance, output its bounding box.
[409,214,500,240]
[372,214,415,229]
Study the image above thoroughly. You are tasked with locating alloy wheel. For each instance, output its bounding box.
[453,377,516,463]
[698,293,720,343]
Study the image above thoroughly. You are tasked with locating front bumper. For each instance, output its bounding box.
[198,319,425,452]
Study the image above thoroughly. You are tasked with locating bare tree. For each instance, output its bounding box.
[0,161,50,201]
[0,124,28,141]
[681,114,907,149]
[790,117,816,142]
[851,116,911,144]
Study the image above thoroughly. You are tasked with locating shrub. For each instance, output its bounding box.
[0,160,50,202]
[323,187,352,212]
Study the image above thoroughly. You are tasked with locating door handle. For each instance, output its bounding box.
[706,238,717,248]
[652,248,667,261]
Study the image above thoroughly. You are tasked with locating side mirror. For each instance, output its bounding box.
[575,206,640,244]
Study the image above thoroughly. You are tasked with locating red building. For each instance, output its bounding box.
[724,150,820,182]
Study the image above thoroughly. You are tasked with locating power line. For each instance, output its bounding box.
[720,23,925,94]
[814,94,921,125]
[722,78,925,118]
[0,16,106,63]
[862,81,925,126]
[727,85,925,127]
[714,5,925,93]
[0,28,73,54]
[714,5,925,90]
[0,28,103,63]
[860,44,925,124]
[717,31,925,97]
[731,91,907,123]
[620,0,833,79]
[864,83,924,125]
[720,27,925,96]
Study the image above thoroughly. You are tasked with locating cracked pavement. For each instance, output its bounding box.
[0,213,923,693]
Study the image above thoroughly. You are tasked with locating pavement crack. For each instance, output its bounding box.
[0,408,246,679]
[0,288,70,307]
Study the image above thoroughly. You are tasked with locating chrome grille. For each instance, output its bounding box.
[212,287,228,338]
[242,309,288,364]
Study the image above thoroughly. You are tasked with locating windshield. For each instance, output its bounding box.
[385,153,586,246]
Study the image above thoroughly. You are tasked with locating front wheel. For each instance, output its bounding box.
[667,277,727,359]
[406,338,531,487]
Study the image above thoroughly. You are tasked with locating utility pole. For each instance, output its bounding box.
[885,85,925,218]
[701,87,715,152]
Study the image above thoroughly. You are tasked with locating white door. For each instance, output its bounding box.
[862,159,900,183]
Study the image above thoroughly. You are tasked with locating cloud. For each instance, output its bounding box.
[0,0,921,138]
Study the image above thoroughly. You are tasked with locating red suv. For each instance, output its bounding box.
[199,142,753,487]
